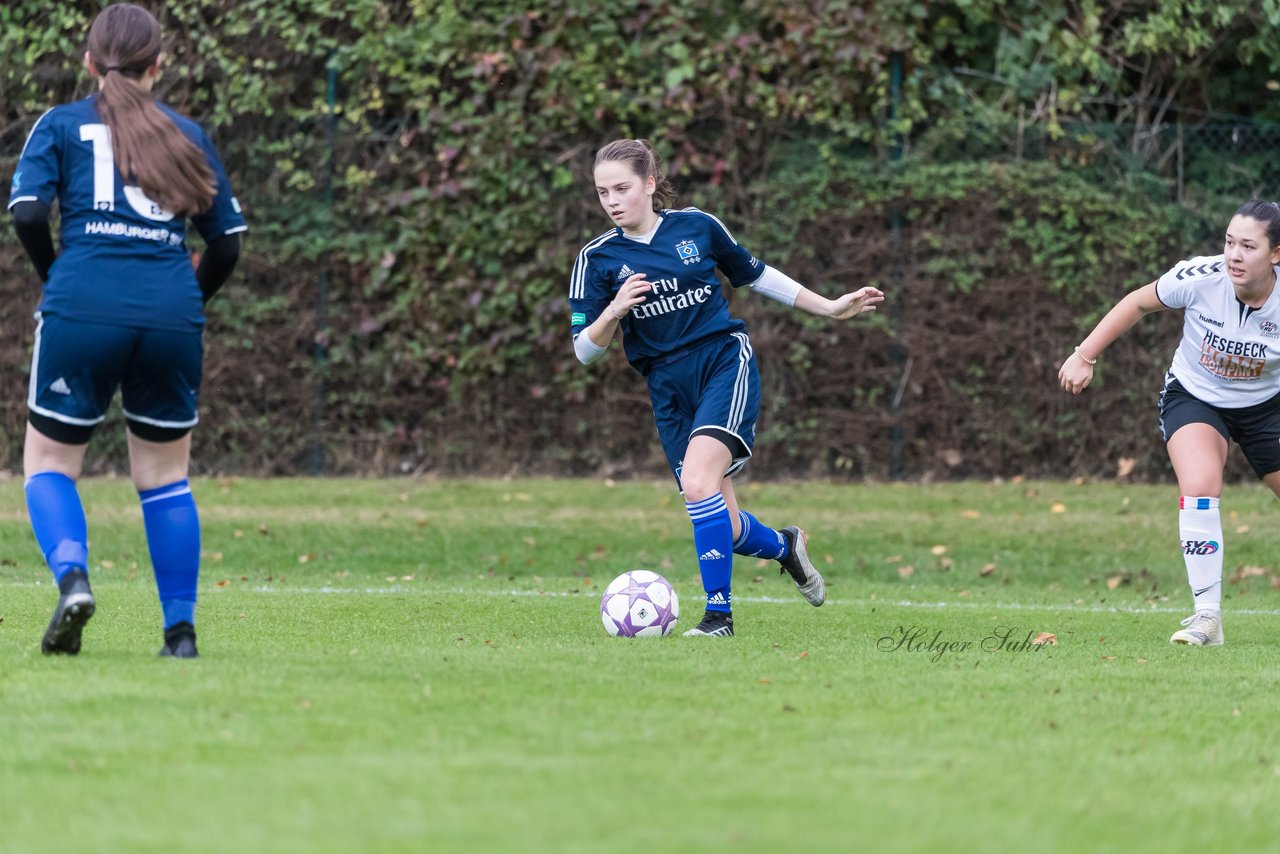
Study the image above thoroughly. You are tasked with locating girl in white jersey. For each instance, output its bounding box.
[1059,200,1280,646]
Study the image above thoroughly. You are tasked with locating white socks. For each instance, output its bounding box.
[1179,496,1222,611]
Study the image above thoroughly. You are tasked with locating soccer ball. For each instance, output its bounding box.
[600,570,680,637]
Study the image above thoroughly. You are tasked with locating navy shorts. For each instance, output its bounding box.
[645,332,761,484]
[28,313,203,444]
[1159,374,1280,478]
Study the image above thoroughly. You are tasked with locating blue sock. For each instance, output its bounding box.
[733,510,789,560]
[25,471,89,583]
[687,494,734,613]
[140,480,200,629]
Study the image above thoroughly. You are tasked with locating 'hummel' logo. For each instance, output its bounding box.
[699,549,727,561]
[49,378,71,395]
[617,264,635,281]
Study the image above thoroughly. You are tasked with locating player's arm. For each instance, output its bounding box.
[574,272,651,364]
[747,266,884,319]
[1058,280,1164,395]
[195,233,241,304]
[10,200,56,283]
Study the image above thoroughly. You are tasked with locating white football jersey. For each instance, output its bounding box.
[1156,254,1280,407]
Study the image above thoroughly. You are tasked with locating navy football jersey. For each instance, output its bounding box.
[569,208,763,375]
[7,96,247,331]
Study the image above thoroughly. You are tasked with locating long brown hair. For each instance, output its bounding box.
[88,4,216,216]
[593,139,677,212]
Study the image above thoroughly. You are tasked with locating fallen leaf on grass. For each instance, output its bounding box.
[1236,525,1250,534]
[1034,632,1058,646]
[1051,502,1067,514]
[979,563,997,577]
[897,565,915,579]
[758,676,772,685]
[960,510,982,519]
[1229,565,1268,583]
[214,579,230,588]
[297,553,315,564]
[1106,576,1124,590]
[930,545,948,556]
[1100,656,1116,661]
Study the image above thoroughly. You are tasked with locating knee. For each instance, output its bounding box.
[680,470,720,503]
[1179,484,1222,500]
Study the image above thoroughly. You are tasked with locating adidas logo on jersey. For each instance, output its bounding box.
[699,548,727,561]
[617,264,636,281]
[706,591,730,606]
[49,378,71,395]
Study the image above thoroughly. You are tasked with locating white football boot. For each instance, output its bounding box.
[1169,610,1224,646]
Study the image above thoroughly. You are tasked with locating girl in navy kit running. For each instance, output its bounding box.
[570,139,884,636]
[1059,200,1280,647]
[7,4,246,657]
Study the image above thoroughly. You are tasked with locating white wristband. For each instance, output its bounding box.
[1073,347,1097,366]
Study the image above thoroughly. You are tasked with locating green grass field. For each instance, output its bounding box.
[2,477,1279,853]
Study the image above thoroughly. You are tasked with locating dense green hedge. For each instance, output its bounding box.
[0,1,1273,479]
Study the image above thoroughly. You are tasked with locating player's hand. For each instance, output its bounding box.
[827,287,884,320]
[1058,354,1094,394]
[607,273,651,321]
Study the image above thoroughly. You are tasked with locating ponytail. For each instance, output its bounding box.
[88,4,216,216]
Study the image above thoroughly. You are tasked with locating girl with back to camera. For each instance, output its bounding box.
[7,3,246,657]
[1059,200,1280,646]
[569,139,884,637]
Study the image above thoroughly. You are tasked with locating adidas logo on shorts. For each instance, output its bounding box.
[49,378,71,395]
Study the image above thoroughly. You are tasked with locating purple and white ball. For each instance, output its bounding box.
[600,570,680,637]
